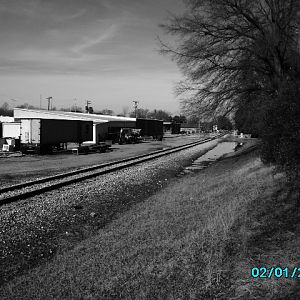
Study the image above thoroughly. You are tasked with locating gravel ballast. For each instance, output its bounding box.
[0,139,219,285]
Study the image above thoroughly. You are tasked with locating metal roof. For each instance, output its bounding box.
[13,108,136,123]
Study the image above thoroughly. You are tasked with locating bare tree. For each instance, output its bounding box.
[147,109,172,121]
[96,109,114,116]
[61,106,83,113]
[16,103,38,109]
[129,108,172,120]
[0,102,13,116]
[129,108,149,118]
[121,106,129,117]
[161,0,300,118]
[71,105,83,113]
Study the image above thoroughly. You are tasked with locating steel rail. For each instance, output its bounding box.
[0,135,222,206]
[0,137,215,194]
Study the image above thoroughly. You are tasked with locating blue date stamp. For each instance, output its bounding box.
[251,267,300,279]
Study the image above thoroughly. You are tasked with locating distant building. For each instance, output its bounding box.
[181,123,199,134]
[163,122,172,133]
[163,122,181,134]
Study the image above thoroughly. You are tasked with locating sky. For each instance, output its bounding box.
[0,0,186,115]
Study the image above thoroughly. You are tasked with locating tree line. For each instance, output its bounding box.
[0,102,198,127]
[161,0,300,185]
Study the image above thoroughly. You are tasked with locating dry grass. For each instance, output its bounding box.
[225,176,300,299]
[0,150,298,299]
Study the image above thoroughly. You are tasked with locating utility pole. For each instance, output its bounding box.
[133,100,139,118]
[46,97,52,111]
[86,100,92,113]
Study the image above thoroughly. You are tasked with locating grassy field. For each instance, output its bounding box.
[1,147,299,299]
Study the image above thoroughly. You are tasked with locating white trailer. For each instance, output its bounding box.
[2,122,21,138]
[20,119,40,144]
[20,118,93,153]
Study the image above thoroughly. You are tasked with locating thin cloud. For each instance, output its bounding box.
[73,24,119,54]
[0,0,184,113]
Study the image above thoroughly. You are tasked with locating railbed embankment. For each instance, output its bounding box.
[1,138,298,299]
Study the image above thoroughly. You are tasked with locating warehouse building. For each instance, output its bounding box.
[163,122,181,134]
[13,108,136,143]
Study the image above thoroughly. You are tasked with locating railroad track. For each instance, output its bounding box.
[0,135,223,206]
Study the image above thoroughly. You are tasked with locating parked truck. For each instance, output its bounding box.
[20,118,93,154]
[118,128,142,144]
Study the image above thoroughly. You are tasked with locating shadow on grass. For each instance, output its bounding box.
[222,185,300,299]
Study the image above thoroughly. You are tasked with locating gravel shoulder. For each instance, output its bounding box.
[0,135,208,186]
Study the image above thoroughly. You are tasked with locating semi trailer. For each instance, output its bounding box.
[136,118,163,140]
[20,118,93,154]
